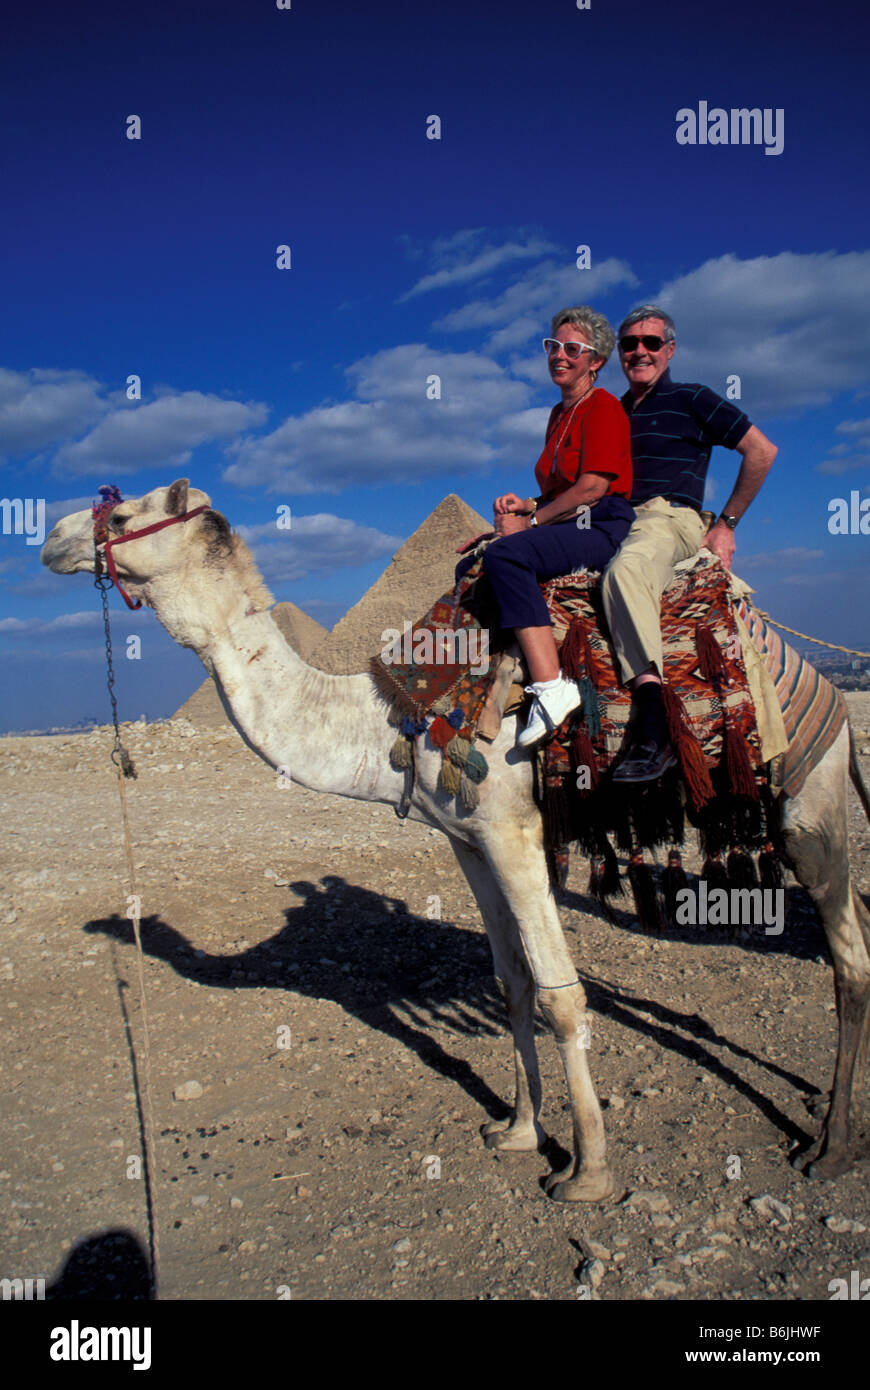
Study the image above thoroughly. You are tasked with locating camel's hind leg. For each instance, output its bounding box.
[466,821,615,1202]
[782,726,870,1178]
[448,836,544,1152]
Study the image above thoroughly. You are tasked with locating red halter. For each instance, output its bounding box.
[93,499,210,609]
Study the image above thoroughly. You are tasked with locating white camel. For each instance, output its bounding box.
[42,481,870,1200]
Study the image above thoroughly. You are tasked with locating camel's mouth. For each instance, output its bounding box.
[40,512,99,575]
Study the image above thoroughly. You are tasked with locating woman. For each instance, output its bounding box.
[481,305,634,747]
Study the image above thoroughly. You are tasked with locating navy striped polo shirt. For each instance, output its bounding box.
[621,369,751,510]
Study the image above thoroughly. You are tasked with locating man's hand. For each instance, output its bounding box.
[702,521,736,569]
[493,492,533,515]
[493,512,530,537]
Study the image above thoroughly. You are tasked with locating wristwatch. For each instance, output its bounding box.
[718,513,738,530]
[529,498,539,527]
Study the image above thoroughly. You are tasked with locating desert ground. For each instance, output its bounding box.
[1,695,869,1302]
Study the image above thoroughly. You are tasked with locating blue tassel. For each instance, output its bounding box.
[401,714,428,738]
[580,676,600,736]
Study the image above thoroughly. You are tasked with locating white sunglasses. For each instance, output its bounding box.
[542,338,595,359]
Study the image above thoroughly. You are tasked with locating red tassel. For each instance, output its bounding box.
[428,716,454,749]
[697,623,726,683]
[553,847,571,892]
[560,619,586,680]
[627,850,664,933]
[571,726,600,790]
[701,852,729,893]
[663,849,689,925]
[661,684,715,809]
[723,710,758,799]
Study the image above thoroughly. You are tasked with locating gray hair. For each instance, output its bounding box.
[617,304,676,341]
[550,306,616,364]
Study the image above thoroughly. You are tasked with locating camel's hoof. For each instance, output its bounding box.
[545,1166,616,1203]
[793,1132,850,1179]
[481,1117,542,1152]
[792,1139,824,1173]
[806,1150,851,1180]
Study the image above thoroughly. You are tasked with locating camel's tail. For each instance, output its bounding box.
[848,726,870,826]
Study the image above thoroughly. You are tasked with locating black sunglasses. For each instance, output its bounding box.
[619,335,670,353]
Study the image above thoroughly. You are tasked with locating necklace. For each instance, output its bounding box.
[549,383,595,475]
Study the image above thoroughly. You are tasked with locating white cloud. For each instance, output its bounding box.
[736,547,824,568]
[0,610,103,635]
[434,257,639,351]
[44,496,97,525]
[223,345,534,494]
[52,392,269,477]
[817,452,870,476]
[0,368,107,458]
[492,407,552,445]
[236,513,402,583]
[816,418,870,476]
[653,251,870,415]
[400,231,559,300]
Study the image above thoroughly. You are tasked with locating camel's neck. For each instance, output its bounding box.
[145,566,404,805]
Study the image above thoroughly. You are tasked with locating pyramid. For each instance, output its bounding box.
[307,493,489,675]
[172,601,328,725]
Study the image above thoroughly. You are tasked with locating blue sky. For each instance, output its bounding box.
[2,0,869,732]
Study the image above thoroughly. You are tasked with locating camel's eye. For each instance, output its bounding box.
[110,512,131,530]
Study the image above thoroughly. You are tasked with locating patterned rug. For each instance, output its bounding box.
[370,548,767,834]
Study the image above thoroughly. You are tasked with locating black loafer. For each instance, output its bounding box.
[611,740,678,783]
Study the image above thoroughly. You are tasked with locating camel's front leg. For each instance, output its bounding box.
[448,836,544,1151]
[479,823,616,1201]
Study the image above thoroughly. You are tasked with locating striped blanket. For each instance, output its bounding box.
[735,600,847,797]
[543,561,763,779]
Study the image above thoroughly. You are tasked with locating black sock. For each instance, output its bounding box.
[632,683,668,746]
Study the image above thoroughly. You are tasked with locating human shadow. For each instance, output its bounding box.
[46,1228,153,1300]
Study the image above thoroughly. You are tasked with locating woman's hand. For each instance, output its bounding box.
[493,512,531,537]
[493,492,532,515]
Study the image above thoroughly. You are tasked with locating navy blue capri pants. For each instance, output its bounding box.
[468,494,635,630]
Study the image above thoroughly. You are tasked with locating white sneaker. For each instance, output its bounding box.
[516,675,581,748]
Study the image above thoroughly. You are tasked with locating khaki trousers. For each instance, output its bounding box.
[602,497,707,682]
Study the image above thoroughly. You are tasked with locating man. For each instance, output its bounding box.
[602,305,778,781]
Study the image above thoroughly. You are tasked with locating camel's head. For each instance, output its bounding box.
[41,479,230,600]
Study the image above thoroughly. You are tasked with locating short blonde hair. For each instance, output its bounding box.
[550,306,616,363]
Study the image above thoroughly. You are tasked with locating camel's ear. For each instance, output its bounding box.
[165,479,189,516]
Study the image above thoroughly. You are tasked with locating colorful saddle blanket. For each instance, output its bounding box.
[370,546,846,818]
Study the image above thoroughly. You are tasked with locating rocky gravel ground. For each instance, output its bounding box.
[1,696,869,1301]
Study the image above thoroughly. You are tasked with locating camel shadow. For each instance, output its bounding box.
[83,872,817,1152]
[577,971,815,1146]
[84,878,514,1127]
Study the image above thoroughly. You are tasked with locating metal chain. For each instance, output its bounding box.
[95,569,137,779]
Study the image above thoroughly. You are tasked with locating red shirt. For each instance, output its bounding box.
[534,388,633,502]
